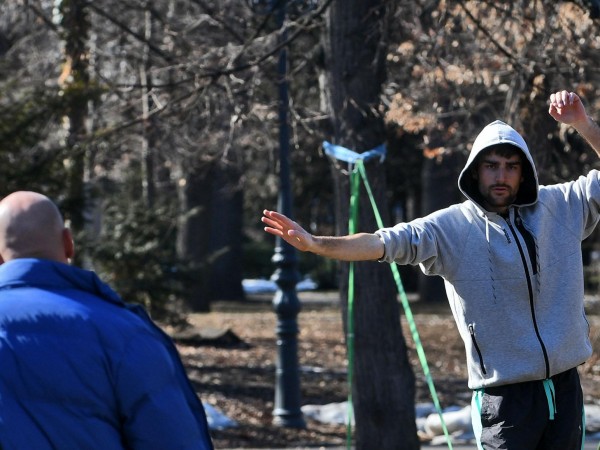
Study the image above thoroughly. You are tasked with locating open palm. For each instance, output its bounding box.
[261,210,313,252]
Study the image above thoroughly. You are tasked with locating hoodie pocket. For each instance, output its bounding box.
[468,324,487,375]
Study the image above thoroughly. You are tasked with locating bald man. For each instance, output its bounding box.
[0,191,74,262]
[0,192,214,450]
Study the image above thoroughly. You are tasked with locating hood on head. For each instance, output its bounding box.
[458,120,539,209]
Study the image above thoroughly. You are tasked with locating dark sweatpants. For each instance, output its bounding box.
[471,367,584,450]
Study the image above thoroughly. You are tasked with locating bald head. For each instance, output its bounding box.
[0,191,74,263]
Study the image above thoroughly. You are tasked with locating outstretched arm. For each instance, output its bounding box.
[261,210,384,261]
[549,90,600,157]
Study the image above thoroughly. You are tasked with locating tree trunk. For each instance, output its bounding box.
[140,6,156,208]
[176,158,245,310]
[418,153,461,303]
[208,159,244,301]
[58,0,92,267]
[176,163,212,312]
[320,1,419,448]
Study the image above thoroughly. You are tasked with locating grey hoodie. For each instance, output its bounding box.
[376,120,600,389]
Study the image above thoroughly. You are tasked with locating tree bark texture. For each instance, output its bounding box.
[59,0,90,232]
[176,158,245,311]
[176,163,212,312]
[207,159,244,302]
[320,1,419,448]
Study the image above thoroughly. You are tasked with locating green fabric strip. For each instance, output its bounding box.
[542,378,556,420]
[471,389,485,450]
[355,162,453,449]
[345,164,360,449]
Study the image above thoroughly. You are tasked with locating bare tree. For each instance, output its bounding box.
[319,0,419,448]
[56,0,92,251]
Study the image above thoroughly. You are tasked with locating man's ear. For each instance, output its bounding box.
[63,228,75,262]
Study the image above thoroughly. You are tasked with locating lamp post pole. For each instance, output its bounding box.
[247,0,305,428]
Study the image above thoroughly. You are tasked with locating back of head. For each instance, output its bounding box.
[0,191,73,263]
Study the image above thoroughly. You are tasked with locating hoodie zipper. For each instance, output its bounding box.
[468,324,487,375]
[505,216,550,379]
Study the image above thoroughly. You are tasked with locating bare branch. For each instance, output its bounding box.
[24,2,60,33]
[456,0,526,71]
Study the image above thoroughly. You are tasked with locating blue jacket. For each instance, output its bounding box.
[0,258,214,450]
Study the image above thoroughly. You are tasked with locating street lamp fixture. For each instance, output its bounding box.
[246,0,317,429]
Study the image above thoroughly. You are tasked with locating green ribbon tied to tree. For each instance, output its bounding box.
[329,142,453,449]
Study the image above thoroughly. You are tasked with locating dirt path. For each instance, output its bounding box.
[170,293,600,448]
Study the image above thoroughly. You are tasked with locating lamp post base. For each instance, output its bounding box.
[271,272,306,429]
[272,408,306,428]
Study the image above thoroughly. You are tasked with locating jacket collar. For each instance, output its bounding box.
[0,258,124,307]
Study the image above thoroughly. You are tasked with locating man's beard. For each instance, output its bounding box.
[482,185,518,209]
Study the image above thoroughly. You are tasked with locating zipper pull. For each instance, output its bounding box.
[503,228,511,244]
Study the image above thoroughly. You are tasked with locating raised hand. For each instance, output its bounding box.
[549,89,600,157]
[262,210,315,252]
[548,90,587,127]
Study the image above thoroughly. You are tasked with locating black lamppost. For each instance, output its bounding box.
[246,0,315,428]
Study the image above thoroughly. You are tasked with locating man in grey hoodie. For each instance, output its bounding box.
[262,90,600,449]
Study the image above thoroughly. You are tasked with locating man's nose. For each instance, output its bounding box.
[496,167,507,182]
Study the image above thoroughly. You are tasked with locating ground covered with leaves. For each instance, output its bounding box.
[169,292,600,449]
